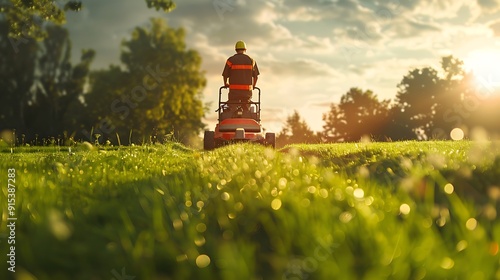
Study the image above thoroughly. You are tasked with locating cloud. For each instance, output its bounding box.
[489,20,500,36]
[385,18,441,39]
[477,0,500,11]
[267,58,338,77]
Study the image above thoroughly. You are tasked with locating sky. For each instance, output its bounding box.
[63,0,500,133]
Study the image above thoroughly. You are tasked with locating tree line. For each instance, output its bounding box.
[1,1,205,146]
[277,56,500,146]
[1,1,499,147]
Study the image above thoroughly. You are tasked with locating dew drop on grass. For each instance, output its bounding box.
[278,178,287,189]
[319,189,328,198]
[196,223,207,233]
[440,257,454,269]
[456,240,468,252]
[334,189,344,201]
[345,186,353,195]
[180,212,189,221]
[399,204,411,215]
[196,201,205,210]
[271,199,282,210]
[466,218,478,231]
[422,218,433,229]
[443,183,454,194]
[365,196,374,206]
[221,192,230,201]
[194,236,206,246]
[307,186,316,194]
[234,202,244,211]
[353,188,364,199]
[339,212,353,223]
[173,219,183,230]
[271,188,278,197]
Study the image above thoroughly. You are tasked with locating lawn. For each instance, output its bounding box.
[1,141,499,279]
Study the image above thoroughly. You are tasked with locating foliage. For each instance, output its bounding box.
[26,25,94,138]
[0,0,174,39]
[1,141,499,279]
[84,18,206,145]
[395,67,441,138]
[277,110,320,146]
[322,88,391,142]
[393,55,500,140]
[0,18,37,131]
[319,55,500,142]
[0,19,94,142]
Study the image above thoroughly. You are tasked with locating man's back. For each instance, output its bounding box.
[223,53,258,92]
[222,41,260,103]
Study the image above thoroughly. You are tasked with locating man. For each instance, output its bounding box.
[222,40,260,109]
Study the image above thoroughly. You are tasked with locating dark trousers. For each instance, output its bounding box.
[228,90,252,110]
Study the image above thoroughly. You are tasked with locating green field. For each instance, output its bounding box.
[1,141,500,279]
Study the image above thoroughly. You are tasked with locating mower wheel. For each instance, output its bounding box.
[265,133,276,149]
[204,131,215,150]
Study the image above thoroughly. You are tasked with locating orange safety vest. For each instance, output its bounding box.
[223,54,257,91]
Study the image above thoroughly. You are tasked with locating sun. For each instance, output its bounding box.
[463,49,500,92]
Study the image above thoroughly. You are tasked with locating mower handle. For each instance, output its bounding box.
[216,86,261,112]
[219,86,260,92]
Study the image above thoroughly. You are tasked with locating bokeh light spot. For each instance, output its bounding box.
[450,128,464,141]
[353,188,364,199]
[440,257,454,269]
[444,183,454,194]
[456,240,468,252]
[271,198,282,210]
[399,203,411,215]
[196,254,211,268]
[339,211,353,223]
[221,192,230,201]
[466,218,477,231]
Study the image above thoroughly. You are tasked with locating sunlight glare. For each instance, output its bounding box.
[464,49,500,92]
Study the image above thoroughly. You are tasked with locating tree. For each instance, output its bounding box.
[1,0,175,40]
[25,25,94,138]
[432,56,477,139]
[84,18,206,145]
[395,55,482,140]
[0,18,37,135]
[277,110,319,146]
[322,88,391,142]
[1,19,94,143]
[395,67,442,139]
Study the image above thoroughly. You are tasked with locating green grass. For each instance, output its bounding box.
[1,141,500,279]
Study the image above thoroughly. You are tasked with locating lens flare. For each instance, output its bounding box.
[450,128,464,140]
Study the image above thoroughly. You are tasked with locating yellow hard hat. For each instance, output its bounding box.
[235,40,246,50]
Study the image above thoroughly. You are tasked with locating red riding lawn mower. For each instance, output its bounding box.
[203,86,276,150]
